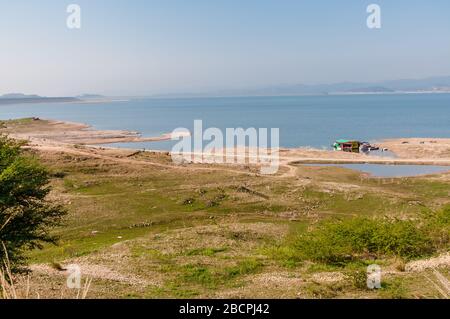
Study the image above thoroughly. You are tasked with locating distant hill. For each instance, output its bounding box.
[154,75,450,98]
[77,94,105,99]
[345,86,396,93]
[380,76,450,91]
[0,93,80,105]
[0,93,41,99]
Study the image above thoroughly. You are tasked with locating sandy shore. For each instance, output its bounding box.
[1,118,174,145]
[1,118,450,167]
[379,138,450,159]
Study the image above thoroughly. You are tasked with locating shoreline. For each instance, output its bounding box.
[1,118,175,145]
[1,118,450,167]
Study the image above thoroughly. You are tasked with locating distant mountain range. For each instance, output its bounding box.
[0,93,80,105]
[154,75,450,98]
[1,93,43,99]
[76,94,105,99]
[2,76,450,103]
[344,86,396,93]
[0,93,107,105]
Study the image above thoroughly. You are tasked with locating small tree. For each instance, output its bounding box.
[0,135,66,271]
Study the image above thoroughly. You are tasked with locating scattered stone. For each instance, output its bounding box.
[311,272,345,284]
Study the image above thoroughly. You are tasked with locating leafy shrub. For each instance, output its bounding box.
[422,206,450,250]
[0,136,66,271]
[292,217,433,264]
[266,207,450,267]
[347,269,369,290]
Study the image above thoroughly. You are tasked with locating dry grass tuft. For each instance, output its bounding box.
[1,219,92,299]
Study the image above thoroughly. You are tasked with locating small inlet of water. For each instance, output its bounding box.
[303,164,450,178]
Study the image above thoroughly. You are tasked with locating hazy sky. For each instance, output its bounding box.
[1,0,450,96]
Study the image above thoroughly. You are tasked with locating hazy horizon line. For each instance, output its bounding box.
[3,74,450,99]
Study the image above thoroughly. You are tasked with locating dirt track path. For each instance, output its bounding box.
[32,142,288,178]
[29,139,450,181]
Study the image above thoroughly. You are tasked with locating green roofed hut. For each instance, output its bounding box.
[333,139,361,153]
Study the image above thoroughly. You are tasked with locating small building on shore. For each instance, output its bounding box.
[333,139,361,152]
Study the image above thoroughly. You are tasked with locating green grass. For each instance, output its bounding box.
[225,259,262,278]
[186,247,228,256]
[379,278,409,299]
[29,226,153,263]
[178,259,263,289]
[14,146,449,298]
[0,118,35,126]
[265,207,450,267]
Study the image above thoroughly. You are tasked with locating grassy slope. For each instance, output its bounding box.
[15,143,448,299]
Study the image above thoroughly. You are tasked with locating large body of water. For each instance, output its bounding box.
[1,94,449,150]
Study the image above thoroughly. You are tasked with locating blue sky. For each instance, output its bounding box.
[1,0,450,96]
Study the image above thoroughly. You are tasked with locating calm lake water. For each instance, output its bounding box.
[1,94,449,150]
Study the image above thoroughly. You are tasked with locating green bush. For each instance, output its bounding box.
[292,217,433,264]
[422,206,450,250]
[0,135,66,271]
[266,207,449,267]
[347,269,370,290]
